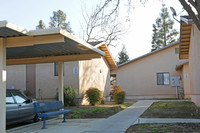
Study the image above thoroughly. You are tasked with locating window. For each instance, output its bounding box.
[6,91,15,104]
[175,48,179,54]
[12,91,27,103]
[54,62,64,76]
[157,72,170,85]
[73,66,78,74]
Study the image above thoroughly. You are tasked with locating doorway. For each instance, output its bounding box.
[26,64,36,98]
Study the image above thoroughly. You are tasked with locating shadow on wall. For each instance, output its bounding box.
[79,60,110,105]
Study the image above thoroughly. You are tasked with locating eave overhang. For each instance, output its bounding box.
[0,21,105,65]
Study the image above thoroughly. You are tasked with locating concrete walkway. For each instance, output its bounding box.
[81,100,154,133]
[7,100,200,133]
[6,100,154,133]
[7,119,105,133]
[134,118,200,125]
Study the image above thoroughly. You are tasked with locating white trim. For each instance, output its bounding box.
[93,42,105,48]
[180,16,194,24]
[28,28,61,36]
[0,21,28,34]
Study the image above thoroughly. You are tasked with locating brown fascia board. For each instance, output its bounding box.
[94,42,117,70]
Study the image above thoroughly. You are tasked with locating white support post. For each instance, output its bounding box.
[58,61,64,103]
[0,38,6,133]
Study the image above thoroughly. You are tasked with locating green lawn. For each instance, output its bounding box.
[65,101,136,119]
[141,101,200,118]
[126,123,200,133]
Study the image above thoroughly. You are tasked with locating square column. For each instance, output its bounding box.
[58,61,64,103]
[0,38,6,133]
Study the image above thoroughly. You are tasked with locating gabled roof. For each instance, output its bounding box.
[90,41,117,71]
[118,42,179,68]
[0,21,106,65]
[179,16,193,59]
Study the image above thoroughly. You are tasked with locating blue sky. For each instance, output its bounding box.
[0,0,187,61]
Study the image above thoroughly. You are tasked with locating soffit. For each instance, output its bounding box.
[179,21,192,59]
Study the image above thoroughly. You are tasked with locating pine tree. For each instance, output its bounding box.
[49,10,73,33]
[117,45,129,65]
[151,4,179,51]
[36,20,46,30]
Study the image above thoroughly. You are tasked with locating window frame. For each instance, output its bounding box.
[157,72,170,85]
[6,91,15,104]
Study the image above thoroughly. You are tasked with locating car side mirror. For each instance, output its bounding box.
[24,98,32,104]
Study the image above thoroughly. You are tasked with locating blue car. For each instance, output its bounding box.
[6,89,39,125]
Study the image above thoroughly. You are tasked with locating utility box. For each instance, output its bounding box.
[171,76,180,87]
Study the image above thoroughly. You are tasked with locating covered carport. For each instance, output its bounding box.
[0,21,105,133]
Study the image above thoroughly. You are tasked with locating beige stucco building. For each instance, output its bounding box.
[7,42,117,104]
[178,16,200,106]
[116,16,200,107]
[116,42,183,99]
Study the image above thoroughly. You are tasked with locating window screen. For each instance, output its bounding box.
[157,72,170,85]
[157,73,163,85]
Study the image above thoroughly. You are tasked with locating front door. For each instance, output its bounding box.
[26,64,36,98]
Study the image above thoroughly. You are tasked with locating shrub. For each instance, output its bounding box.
[85,88,102,106]
[110,86,126,104]
[110,86,122,99]
[23,90,31,97]
[64,86,78,106]
[100,98,105,104]
[113,91,126,104]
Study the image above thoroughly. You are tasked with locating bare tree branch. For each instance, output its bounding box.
[179,0,200,31]
[81,0,151,46]
[81,0,131,46]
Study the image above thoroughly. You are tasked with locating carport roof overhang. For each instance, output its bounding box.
[0,21,105,65]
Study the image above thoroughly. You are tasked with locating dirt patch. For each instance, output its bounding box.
[126,123,200,133]
[65,101,136,119]
[141,101,200,118]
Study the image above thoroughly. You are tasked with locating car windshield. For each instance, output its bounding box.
[12,91,27,103]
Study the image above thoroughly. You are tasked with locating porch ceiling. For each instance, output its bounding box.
[0,21,105,65]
